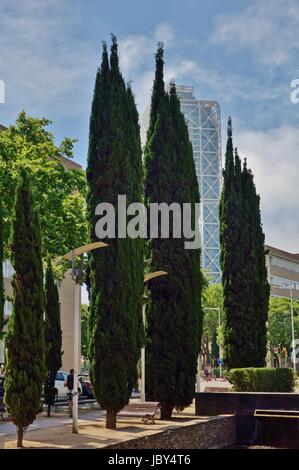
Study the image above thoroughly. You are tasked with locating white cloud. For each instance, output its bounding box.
[237,125,299,252]
[154,22,175,45]
[0,0,95,117]
[212,0,299,67]
[119,23,176,127]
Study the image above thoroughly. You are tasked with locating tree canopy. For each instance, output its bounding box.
[0,112,87,260]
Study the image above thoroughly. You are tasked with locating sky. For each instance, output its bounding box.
[0,0,299,253]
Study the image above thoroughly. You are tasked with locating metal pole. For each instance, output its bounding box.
[196,354,201,392]
[72,251,80,434]
[218,307,222,379]
[290,287,296,373]
[141,303,146,401]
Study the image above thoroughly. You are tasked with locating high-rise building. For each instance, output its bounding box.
[266,245,299,300]
[176,86,222,282]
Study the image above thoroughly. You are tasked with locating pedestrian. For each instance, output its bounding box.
[204,367,209,381]
[65,369,74,418]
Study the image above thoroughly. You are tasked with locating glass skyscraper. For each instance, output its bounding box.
[176,86,222,283]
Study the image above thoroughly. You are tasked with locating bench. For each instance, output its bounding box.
[118,401,161,424]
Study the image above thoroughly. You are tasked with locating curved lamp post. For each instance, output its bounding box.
[141,271,167,402]
[58,241,108,433]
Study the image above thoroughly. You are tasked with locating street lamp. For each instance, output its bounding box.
[58,241,108,433]
[202,307,222,386]
[141,271,168,402]
[272,283,296,373]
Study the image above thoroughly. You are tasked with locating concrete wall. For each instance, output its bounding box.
[106,416,236,449]
[196,392,299,445]
[195,391,299,416]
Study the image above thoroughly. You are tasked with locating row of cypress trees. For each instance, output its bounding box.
[220,118,270,369]
[4,170,62,446]
[86,39,203,426]
[1,36,271,443]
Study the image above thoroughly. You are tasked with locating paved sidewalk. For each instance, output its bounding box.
[0,409,103,437]
[1,404,221,449]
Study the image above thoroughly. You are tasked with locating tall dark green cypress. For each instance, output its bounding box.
[44,262,62,417]
[0,199,4,338]
[86,36,144,429]
[220,118,269,368]
[241,159,270,365]
[4,169,46,447]
[144,46,203,419]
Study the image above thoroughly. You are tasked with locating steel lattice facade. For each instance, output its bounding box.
[177,86,222,282]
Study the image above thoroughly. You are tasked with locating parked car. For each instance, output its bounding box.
[78,374,94,398]
[54,371,82,400]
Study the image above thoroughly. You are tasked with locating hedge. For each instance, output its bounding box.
[226,368,295,392]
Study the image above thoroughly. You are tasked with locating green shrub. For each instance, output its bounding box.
[227,368,295,392]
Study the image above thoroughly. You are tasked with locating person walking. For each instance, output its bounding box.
[65,369,74,418]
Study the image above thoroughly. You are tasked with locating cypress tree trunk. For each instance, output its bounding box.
[106,410,117,429]
[86,36,144,428]
[17,427,23,448]
[144,46,203,417]
[4,169,46,448]
[160,403,173,420]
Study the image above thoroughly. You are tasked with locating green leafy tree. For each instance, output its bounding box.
[86,36,144,429]
[44,262,63,417]
[4,170,46,447]
[268,297,299,356]
[0,112,87,260]
[220,118,270,369]
[144,45,203,419]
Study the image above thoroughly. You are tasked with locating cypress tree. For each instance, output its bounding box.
[4,169,46,447]
[144,46,203,419]
[0,199,4,338]
[241,159,270,365]
[86,36,144,429]
[44,262,62,417]
[220,119,269,368]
